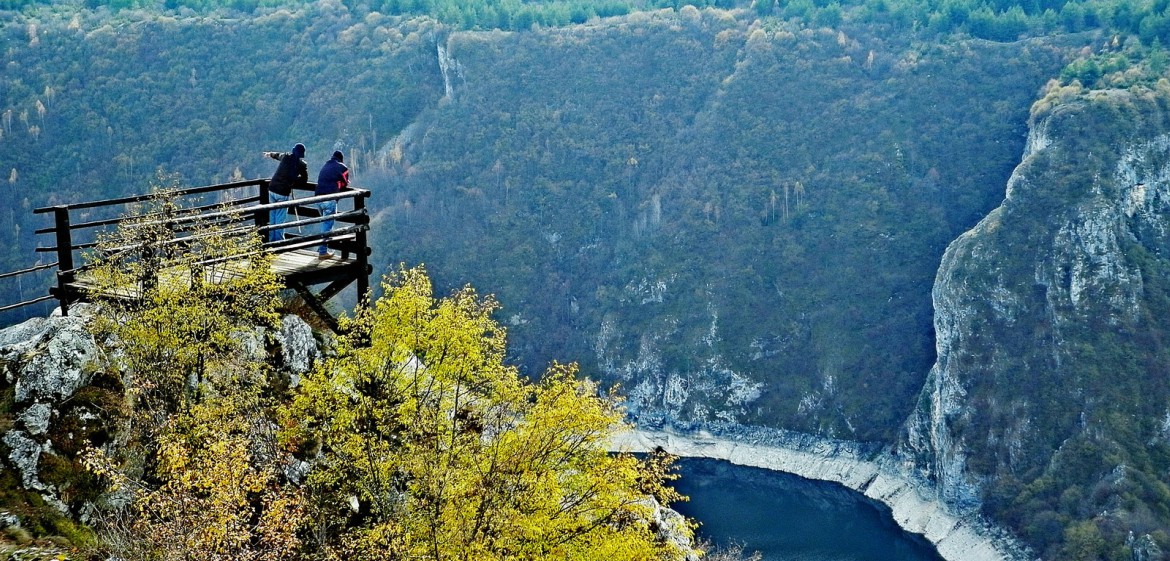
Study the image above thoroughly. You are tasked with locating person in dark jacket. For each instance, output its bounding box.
[314,150,349,259]
[262,143,308,243]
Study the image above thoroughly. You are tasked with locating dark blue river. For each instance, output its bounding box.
[671,458,946,561]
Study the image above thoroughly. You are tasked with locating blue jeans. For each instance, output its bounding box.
[268,192,290,243]
[318,200,337,255]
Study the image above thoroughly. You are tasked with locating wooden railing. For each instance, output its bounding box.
[15,178,371,318]
[0,262,59,314]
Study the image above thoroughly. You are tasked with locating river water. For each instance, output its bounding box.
[671,458,946,561]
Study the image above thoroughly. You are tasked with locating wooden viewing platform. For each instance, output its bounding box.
[18,178,372,331]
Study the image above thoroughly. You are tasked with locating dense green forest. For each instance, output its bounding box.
[376,18,1078,439]
[2,0,1170,559]
[0,4,444,318]
[11,0,1170,43]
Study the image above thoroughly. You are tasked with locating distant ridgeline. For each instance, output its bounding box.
[10,0,1170,42]
[3,1,1170,560]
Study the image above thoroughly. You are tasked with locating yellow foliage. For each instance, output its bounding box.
[1031,79,1087,120]
[282,266,695,561]
[86,392,306,561]
[83,175,282,419]
[81,176,297,560]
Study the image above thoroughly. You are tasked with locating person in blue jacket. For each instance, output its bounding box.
[314,150,349,259]
[262,143,308,243]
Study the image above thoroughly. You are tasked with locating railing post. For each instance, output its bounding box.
[257,179,271,231]
[53,207,74,316]
[354,191,370,306]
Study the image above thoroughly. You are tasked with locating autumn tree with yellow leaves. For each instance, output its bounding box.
[281,266,695,561]
[81,181,301,561]
[82,175,282,421]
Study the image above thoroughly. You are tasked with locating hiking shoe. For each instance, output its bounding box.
[317,253,334,260]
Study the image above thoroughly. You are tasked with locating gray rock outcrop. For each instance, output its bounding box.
[1131,533,1163,561]
[5,307,100,404]
[0,308,104,504]
[901,87,1170,556]
[278,314,318,378]
[2,431,45,491]
[642,495,701,561]
[18,403,52,436]
[0,305,328,520]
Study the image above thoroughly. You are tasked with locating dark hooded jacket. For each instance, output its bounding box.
[269,143,308,196]
[315,151,350,196]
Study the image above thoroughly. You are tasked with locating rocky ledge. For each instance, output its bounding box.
[0,305,321,522]
[611,428,1030,561]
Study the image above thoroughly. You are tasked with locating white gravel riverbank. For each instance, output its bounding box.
[611,429,1030,561]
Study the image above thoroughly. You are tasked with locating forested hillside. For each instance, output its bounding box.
[2,0,1170,559]
[381,14,1079,441]
[12,0,1170,40]
[1,0,1078,437]
[0,3,443,315]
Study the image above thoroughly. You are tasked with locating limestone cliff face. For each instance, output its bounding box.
[0,308,320,522]
[902,87,1170,557]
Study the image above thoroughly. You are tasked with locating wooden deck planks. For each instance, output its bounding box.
[66,250,356,301]
[272,250,356,276]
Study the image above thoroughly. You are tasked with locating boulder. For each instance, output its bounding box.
[3,431,45,491]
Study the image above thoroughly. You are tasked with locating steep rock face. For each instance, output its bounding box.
[279,314,321,385]
[0,308,323,523]
[903,87,1170,557]
[0,305,100,404]
[0,305,106,515]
